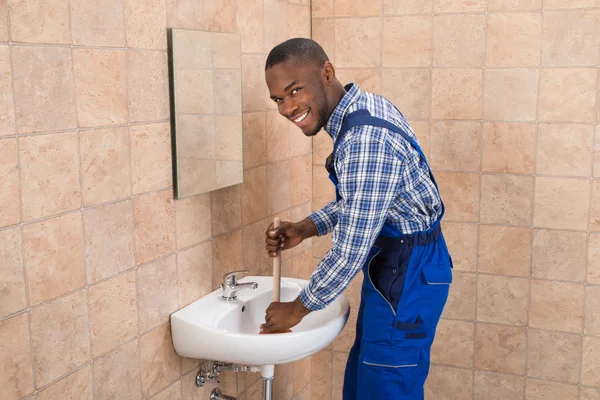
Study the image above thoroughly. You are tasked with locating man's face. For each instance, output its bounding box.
[265,58,329,137]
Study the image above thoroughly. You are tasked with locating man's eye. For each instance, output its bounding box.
[292,88,302,95]
[274,98,282,103]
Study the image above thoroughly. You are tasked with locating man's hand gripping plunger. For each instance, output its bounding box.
[259,219,314,333]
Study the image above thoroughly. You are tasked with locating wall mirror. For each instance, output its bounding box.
[168,28,243,199]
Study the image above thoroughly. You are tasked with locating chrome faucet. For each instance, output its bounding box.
[220,270,258,300]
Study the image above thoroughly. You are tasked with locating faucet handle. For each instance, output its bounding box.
[222,269,248,284]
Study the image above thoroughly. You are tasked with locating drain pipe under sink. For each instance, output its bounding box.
[210,388,236,400]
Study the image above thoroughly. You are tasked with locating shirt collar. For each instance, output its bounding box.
[324,82,362,141]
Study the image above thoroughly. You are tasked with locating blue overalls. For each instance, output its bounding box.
[325,110,453,399]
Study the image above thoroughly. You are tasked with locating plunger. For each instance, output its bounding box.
[259,217,292,334]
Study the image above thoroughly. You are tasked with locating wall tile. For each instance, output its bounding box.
[542,10,600,67]
[211,184,242,236]
[175,193,211,249]
[291,155,312,206]
[527,329,581,383]
[0,46,14,136]
[582,388,600,400]
[212,230,243,290]
[434,0,485,12]
[436,172,480,222]
[138,255,178,333]
[74,49,128,127]
[484,69,539,121]
[0,227,25,318]
[592,180,600,232]
[478,225,531,277]
[80,127,130,206]
[178,241,213,307]
[538,68,597,123]
[289,122,312,157]
[313,132,332,166]
[312,19,335,63]
[242,166,268,226]
[313,0,334,18]
[432,319,474,368]
[273,363,294,400]
[480,174,533,226]
[0,2,7,41]
[71,0,125,47]
[212,33,240,69]
[589,234,600,284]
[475,323,526,375]
[0,138,19,228]
[0,313,33,400]
[383,0,431,14]
[20,132,81,221]
[532,229,587,282]
[331,352,346,400]
[410,121,430,158]
[482,122,536,174]
[311,351,332,400]
[487,0,541,10]
[335,0,381,16]
[474,371,524,400]
[160,380,182,400]
[8,0,70,44]
[243,112,267,169]
[335,18,382,68]
[382,16,431,68]
[89,272,138,357]
[595,126,600,178]
[242,55,266,113]
[443,271,477,320]
[131,122,172,194]
[536,123,594,177]
[477,274,529,326]
[182,372,214,400]
[312,233,333,259]
[264,0,287,54]
[545,0,600,7]
[214,70,242,115]
[237,0,263,53]
[294,356,311,395]
[266,109,290,162]
[242,218,269,277]
[526,379,579,400]
[585,285,600,336]
[534,177,589,230]
[165,0,199,29]
[84,200,135,283]
[128,50,170,123]
[30,290,90,387]
[430,121,481,172]
[425,365,473,400]
[140,323,181,399]
[268,160,291,214]
[93,341,140,400]
[582,336,600,387]
[442,222,477,272]
[432,69,483,120]
[38,365,92,400]
[24,213,85,306]
[382,68,431,121]
[203,0,237,32]
[12,46,76,133]
[433,15,485,68]
[486,13,541,67]
[124,0,167,49]
[288,4,310,38]
[529,280,584,333]
[134,190,175,265]
[337,69,381,95]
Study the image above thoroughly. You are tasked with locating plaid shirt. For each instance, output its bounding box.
[300,83,443,311]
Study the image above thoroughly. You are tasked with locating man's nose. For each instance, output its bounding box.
[281,97,297,118]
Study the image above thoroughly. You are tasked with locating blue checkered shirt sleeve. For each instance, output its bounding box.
[299,132,405,311]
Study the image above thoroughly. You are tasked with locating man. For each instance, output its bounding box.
[261,38,453,399]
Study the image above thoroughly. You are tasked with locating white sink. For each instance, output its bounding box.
[170,276,350,370]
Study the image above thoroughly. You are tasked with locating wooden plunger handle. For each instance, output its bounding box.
[272,217,281,302]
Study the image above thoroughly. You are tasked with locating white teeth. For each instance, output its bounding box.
[294,111,309,123]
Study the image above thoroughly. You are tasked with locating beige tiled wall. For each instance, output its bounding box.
[312,0,600,399]
[0,1,311,400]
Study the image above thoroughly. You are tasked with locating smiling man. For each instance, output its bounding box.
[261,38,453,399]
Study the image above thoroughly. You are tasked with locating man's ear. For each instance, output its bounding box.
[322,61,335,84]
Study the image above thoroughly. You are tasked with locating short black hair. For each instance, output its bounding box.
[265,38,329,71]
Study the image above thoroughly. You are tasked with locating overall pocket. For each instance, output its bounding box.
[418,263,452,327]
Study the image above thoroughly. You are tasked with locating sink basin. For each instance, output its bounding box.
[170,276,350,367]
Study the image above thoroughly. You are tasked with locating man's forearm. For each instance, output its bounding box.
[298,217,319,240]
